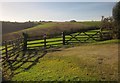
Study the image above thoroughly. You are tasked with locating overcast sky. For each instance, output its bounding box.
[0,2,116,22]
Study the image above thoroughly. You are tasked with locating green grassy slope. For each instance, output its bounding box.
[3,21,101,41]
[80,21,101,26]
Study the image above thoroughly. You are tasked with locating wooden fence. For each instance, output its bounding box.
[1,29,112,61]
[1,37,24,78]
[1,38,24,61]
[1,28,111,79]
[1,29,111,60]
[24,29,111,50]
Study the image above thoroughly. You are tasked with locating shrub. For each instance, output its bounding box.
[112,1,120,39]
[113,1,120,22]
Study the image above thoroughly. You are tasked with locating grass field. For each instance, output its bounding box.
[2,21,119,81]
[6,39,118,81]
[80,21,101,26]
[3,21,101,41]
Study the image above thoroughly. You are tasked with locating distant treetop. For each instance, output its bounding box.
[70,20,77,22]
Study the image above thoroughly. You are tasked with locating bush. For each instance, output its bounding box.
[112,1,120,39]
[113,1,120,22]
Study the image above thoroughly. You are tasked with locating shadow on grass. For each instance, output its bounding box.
[2,49,47,81]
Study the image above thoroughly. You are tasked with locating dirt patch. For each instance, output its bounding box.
[47,43,118,81]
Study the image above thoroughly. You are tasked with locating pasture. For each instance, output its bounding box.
[11,41,118,81]
[2,21,40,34]
[1,21,119,82]
[2,39,119,81]
[2,21,100,41]
[1,1,120,82]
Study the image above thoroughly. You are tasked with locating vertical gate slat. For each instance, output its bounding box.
[62,32,65,45]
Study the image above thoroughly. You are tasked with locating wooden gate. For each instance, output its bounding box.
[63,30,101,45]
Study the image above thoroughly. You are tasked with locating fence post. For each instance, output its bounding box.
[43,34,47,52]
[100,28,103,40]
[23,32,28,51]
[62,32,65,45]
